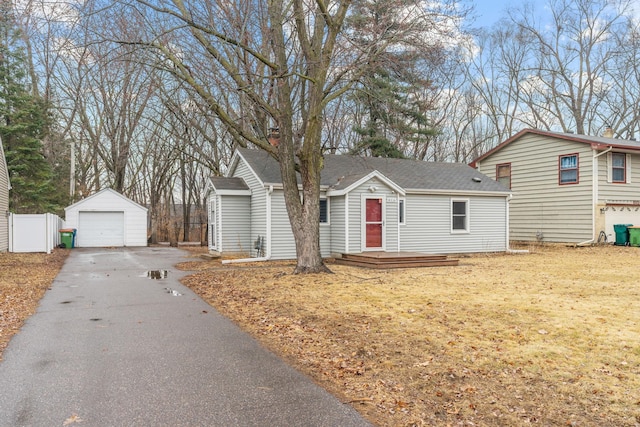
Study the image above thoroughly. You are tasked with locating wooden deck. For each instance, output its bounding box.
[334,251,459,269]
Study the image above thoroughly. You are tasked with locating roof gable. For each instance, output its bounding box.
[65,188,148,212]
[471,128,640,167]
[236,147,509,194]
[327,170,405,196]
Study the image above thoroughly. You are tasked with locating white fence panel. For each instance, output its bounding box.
[9,213,64,253]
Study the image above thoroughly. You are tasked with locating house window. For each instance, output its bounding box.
[451,199,469,233]
[611,153,626,183]
[319,198,329,224]
[559,154,579,185]
[496,163,511,188]
[399,199,405,225]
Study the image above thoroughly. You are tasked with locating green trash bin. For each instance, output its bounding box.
[613,224,633,246]
[59,228,76,249]
[629,227,640,247]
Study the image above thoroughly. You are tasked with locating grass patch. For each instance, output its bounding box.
[182,245,640,426]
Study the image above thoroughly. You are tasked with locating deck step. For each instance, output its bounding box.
[335,252,459,269]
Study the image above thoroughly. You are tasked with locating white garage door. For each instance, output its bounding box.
[78,211,125,247]
[604,206,640,242]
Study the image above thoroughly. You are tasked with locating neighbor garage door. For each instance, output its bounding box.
[78,211,125,247]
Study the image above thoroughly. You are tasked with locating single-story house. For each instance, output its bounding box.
[471,128,640,243]
[64,188,148,247]
[0,136,10,252]
[207,147,511,260]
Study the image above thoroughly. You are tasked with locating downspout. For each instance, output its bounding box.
[344,193,349,253]
[222,185,273,264]
[577,146,612,246]
[397,197,400,253]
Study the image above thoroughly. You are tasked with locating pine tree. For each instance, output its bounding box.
[0,4,59,213]
[348,0,438,158]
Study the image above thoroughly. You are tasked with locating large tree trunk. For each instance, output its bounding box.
[276,105,330,273]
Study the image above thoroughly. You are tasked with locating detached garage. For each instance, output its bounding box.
[65,189,148,247]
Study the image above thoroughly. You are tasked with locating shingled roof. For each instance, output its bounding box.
[235,147,509,194]
[210,176,249,191]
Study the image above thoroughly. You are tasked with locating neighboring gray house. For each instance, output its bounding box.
[207,148,511,260]
[471,128,640,244]
[65,188,148,247]
[0,136,10,252]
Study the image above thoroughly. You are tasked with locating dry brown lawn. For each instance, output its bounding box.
[1,246,638,426]
[180,245,640,427]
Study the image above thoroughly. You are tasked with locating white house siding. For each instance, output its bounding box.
[386,194,400,252]
[231,160,266,252]
[400,195,508,253]
[65,189,148,247]
[329,195,345,255]
[0,170,8,253]
[269,191,296,259]
[346,177,399,253]
[319,192,332,258]
[220,195,251,255]
[0,139,8,252]
[477,134,594,243]
[208,195,217,250]
[266,191,334,260]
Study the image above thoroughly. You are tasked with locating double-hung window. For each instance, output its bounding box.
[451,199,469,233]
[611,153,626,183]
[559,154,579,185]
[496,163,511,188]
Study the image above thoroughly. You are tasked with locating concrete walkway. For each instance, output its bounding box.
[0,247,371,427]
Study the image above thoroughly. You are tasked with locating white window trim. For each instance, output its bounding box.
[607,152,631,184]
[319,197,330,225]
[451,198,470,234]
[361,195,386,251]
[399,198,406,225]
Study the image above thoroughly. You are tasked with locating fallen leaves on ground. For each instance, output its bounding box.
[0,250,69,360]
[181,245,640,427]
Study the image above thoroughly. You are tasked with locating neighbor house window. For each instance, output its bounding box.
[496,163,512,188]
[559,154,579,185]
[319,198,329,224]
[399,199,405,225]
[451,199,469,233]
[611,153,626,183]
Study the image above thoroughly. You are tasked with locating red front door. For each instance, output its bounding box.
[365,198,383,248]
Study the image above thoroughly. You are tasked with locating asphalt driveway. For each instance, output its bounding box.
[0,247,371,426]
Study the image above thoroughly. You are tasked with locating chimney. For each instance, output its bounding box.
[268,127,280,147]
[603,125,614,138]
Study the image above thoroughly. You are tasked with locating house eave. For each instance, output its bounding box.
[326,171,406,197]
[213,189,252,196]
[406,188,512,197]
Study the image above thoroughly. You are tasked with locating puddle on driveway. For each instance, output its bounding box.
[164,287,182,296]
[146,270,168,279]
